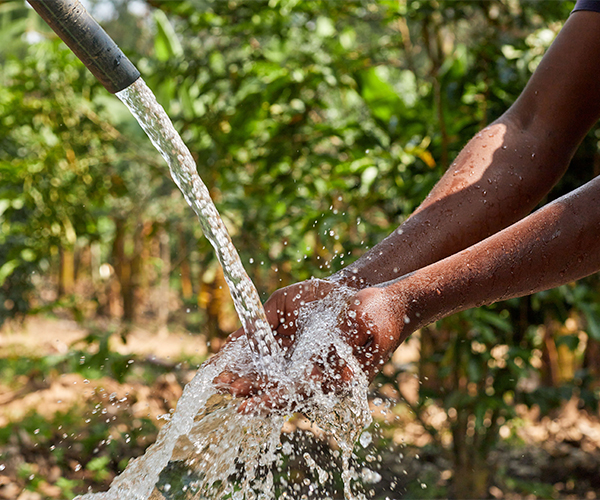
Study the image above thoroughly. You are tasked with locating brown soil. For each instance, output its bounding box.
[1,316,600,500]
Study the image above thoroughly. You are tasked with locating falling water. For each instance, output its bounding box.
[76,78,375,500]
[116,78,280,370]
[77,287,373,500]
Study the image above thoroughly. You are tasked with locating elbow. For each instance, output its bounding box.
[500,101,581,169]
[496,107,573,181]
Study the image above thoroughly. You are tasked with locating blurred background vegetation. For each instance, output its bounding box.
[1,0,600,498]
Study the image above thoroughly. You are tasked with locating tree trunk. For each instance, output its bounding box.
[540,321,560,387]
[59,245,75,296]
[419,325,439,391]
[451,416,491,500]
[583,336,600,390]
[451,455,490,500]
[179,227,193,300]
[126,220,144,322]
[112,217,131,320]
[199,262,231,349]
[157,227,171,334]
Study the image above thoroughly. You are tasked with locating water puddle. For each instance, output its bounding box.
[76,79,375,499]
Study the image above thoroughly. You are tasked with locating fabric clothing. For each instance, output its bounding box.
[573,0,600,13]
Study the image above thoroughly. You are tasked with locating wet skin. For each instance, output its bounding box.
[215,11,600,413]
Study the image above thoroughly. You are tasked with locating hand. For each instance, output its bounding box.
[340,285,409,381]
[213,279,413,414]
[213,278,339,407]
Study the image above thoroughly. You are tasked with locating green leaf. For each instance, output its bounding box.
[153,9,183,62]
[0,259,19,286]
[359,67,404,123]
[86,455,111,472]
[580,303,600,341]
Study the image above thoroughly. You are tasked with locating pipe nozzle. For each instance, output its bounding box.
[27,0,140,94]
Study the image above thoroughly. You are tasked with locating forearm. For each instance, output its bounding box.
[398,175,600,340]
[333,117,572,287]
[332,10,600,289]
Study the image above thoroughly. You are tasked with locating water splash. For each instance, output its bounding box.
[116,78,279,371]
[77,288,372,500]
[78,78,375,500]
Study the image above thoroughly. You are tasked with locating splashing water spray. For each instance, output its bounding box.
[28,1,376,498]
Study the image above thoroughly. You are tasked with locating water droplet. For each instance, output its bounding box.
[360,431,372,448]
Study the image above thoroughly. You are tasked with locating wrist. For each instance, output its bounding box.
[329,266,374,290]
[382,270,450,343]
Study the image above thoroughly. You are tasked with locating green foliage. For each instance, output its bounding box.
[142,0,450,292]
[86,455,112,482]
[0,21,174,326]
[3,0,600,496]
[0,403,158,498]
[0,39,108,321]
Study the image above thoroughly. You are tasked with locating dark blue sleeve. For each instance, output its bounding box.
[573,0,600,13]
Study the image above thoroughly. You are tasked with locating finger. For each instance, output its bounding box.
[263,303,281,332]
[238,386,296,416]
[309,363,324,380]
[214,370,263,398]
[341,365,354,383]
[222,327,245,347]
[230,373,263,397]
[213,370,238,387]
[353,349,382,382]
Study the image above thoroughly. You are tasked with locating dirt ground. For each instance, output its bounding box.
[2,316,600,500]
[0,315,208,364]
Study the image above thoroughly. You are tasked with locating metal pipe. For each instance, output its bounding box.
[27,0,140,94]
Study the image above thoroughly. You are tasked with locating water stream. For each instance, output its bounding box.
[116,78,280,372]
[76,78,374,500]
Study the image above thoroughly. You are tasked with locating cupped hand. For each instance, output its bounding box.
[213,279,412,414]
[339,285,409,381]
[213,279,338,403]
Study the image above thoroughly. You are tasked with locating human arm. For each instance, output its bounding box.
[332,10,600,288]
[217,171,600,409]
[215,10,600,408]
[358,172,600,361]
[218,169,600,406]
